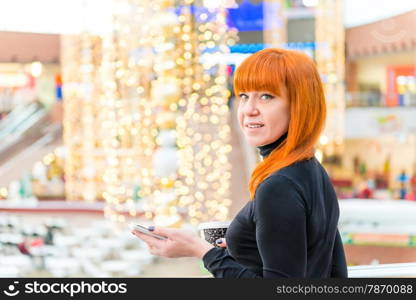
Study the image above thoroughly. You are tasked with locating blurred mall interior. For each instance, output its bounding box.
[0,0,416,277]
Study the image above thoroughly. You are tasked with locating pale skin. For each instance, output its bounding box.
[237,90,290,147]
[132,90,289,258]
[131,227,218,259]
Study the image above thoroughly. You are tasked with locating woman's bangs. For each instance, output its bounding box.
[233,54,284,97]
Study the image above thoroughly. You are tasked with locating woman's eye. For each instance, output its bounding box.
[260,94,274,100]
[239,93,248,100]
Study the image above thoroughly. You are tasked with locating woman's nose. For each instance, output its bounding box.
[243,98,259,115]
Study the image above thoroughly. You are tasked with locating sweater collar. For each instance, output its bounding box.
[257,132,288,158]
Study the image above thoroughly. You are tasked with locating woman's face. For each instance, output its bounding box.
[237,90,290,147]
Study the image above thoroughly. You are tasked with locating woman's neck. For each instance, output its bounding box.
[257,132,288,158]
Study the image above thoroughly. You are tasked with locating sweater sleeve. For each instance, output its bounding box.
[330,229,348,278]
[202,247,261,278]
[253,175,308,277]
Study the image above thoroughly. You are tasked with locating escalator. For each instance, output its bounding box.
[0,102,62,188]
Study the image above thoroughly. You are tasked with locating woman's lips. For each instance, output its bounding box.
[245,125,264,133]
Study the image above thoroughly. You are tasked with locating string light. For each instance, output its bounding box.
[0,187,7,198]
[262,0,286,48]
[62,0,235,226]
[61,32,102,203]
[100,0,159,223]
[61,0,158,222]
[143,0,184,227]
[175,0,234,225]
[315,0,345,162]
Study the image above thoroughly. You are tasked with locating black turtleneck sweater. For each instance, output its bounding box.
[202,134,348,278]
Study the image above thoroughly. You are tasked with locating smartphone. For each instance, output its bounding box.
[132,224,168,240]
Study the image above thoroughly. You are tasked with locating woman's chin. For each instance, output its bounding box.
[245,138,264,147]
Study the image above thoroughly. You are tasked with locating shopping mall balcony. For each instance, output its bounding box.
[346,91,416,108]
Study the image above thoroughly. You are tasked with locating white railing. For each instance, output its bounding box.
[340,199,416,277]
[339,199,416,234]
[348,262,416,278]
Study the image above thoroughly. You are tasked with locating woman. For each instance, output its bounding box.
[132,48,348,278]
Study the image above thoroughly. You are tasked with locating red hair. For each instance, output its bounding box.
[234,48,326,200]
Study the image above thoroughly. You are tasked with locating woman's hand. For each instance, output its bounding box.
[132,226,215,259]
[215,238,228,248]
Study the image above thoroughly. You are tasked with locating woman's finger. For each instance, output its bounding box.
[132,230,163,248]
[149,226,175,238]
[148,246,158,256]
[215,238,227,248]
[131,230,172,257]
